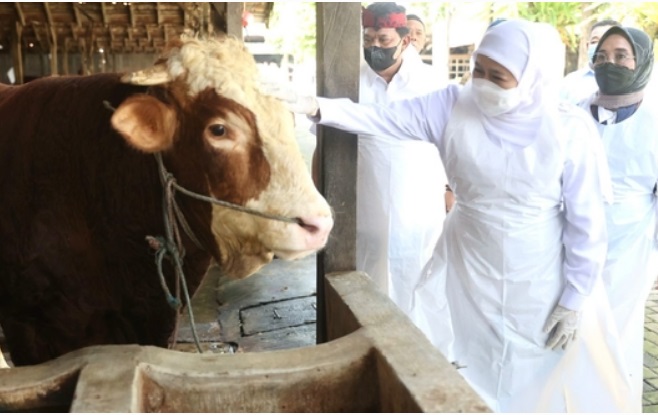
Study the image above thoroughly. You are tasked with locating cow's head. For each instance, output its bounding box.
[110,35,333,278]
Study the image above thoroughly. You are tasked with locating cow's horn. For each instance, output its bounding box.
[120,63,172,85]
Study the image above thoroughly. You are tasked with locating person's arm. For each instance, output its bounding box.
[315,85,460,148]
[543,109,611,350]
[559,110,611,311]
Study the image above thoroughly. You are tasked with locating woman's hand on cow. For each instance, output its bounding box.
[259,80,319,117]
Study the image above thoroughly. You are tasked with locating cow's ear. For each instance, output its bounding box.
[111,95,177,153]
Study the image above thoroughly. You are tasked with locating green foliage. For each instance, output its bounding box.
[627,2,658,39]
[516,2,585,50]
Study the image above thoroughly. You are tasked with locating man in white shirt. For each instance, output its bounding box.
[406,14,428,53]
[561,19,619,105]
[357,3,447,316]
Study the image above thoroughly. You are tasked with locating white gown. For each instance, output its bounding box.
[418,88,633,412]
[356,47,447,315]
[584,97,658,407]
[316,85,633,412]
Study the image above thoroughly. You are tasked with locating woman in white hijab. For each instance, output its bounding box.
[580,25,658,409]
[272,19,632,412]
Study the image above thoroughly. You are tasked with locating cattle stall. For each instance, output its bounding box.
[0,2,487,412]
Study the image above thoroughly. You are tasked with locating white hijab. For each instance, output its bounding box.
[470,20,564,147]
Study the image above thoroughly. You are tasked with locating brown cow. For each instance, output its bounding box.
[0,35,333,366]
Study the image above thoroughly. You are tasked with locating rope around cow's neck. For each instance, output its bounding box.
[150,152,301,354]
[149,154,204,353]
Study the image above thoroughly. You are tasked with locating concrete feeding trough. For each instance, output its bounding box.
[0,271,488,412]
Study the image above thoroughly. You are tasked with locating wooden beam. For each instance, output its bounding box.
[33,23,49,53]
[74,4,95,24]
[14,3,25,26]
[128,3,136,28]
[43,2,54,27]
[70,23,79,41]
[72,3,83,27]
[156,2,162,25]
[11,22,24,84]
[100,2,109,26]
[49,24,58,75]
[314,3,361,344]
[263,2,274,27]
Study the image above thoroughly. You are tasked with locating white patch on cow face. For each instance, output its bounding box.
[203,114,252,153]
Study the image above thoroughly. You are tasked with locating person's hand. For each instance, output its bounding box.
[259,80,319,117]
[445,186,455,213]
[543,305,579,350]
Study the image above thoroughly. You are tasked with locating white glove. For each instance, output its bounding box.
[259,80,319,117]
[543,305,579,350]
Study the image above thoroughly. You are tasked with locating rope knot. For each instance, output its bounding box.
[146,235,165,251]
[146,235,181,258]
[146,235,182,310]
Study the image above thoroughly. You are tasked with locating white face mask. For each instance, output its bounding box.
[471,78,522,117]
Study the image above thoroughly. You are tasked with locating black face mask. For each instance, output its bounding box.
[364,42,400,72]
[594,62,637,95]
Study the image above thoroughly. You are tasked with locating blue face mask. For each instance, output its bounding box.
[587,44,597,64]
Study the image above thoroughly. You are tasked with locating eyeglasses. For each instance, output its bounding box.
[593,51,635,66]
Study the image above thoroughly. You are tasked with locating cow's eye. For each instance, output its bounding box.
[209,124,226,137]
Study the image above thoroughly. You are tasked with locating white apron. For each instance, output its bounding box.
[357,57,447,315]
[595,101,658,404]
[413,92,633,412]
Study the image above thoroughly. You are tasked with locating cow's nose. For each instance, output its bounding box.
[297,215,334,248]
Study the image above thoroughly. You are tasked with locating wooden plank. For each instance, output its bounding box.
[241,296,316,335]
[237,324,315,352]
[314,2,360,343]
[214,256,316,345]
[100,2,109,25]
[13,2,25,27]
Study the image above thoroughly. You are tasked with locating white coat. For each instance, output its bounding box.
[315,83,633,412]
[582,95,658,407]
[357,46,447,315]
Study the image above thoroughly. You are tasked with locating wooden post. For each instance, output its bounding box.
[314,3,360,343]
[11,22,24,84]
[225,3,243,38]
[210,3,242,38]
